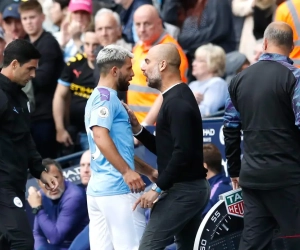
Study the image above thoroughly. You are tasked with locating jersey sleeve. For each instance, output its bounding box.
[58,61,74,87]
[89,88,117,131]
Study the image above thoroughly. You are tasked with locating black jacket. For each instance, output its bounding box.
[223,53,300,189]
[136,83,207,190]
[0,74,45,193]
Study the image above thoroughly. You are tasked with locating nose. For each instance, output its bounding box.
[141,60,146,71]
[30,70,36,79]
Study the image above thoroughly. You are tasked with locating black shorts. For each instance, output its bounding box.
[0,188,34,250]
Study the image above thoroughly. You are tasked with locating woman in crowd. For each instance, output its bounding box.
[189,43,228,117]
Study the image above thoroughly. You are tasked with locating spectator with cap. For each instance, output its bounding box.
[225,51,250,84]
[1,2,26,44]
[0,28,6,69]
[62,0,93,62]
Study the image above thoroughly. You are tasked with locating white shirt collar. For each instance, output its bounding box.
[162,83,181,95]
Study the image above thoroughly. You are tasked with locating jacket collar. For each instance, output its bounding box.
[0,73,23,93]
[259,53,294,65]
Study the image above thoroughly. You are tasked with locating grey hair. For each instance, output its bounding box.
[95,8,121,27]
[264,24,293,49]
[97,45,134,75]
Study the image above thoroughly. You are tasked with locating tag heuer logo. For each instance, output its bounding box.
[220,189,244,218]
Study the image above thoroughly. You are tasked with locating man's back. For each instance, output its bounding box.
[228,53,300,189]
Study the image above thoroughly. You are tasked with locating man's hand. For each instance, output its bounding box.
[133,190,159,211]
[122,102,142,134]
[148,169,158,183]
[40,172,59,191]
[56,129,73,147]
[27,186,42,208]
[231,177,240,190]
[123,169,146,193]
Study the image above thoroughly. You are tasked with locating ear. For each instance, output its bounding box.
[62,7,68,16]
[203,162,208,169]
[262,38,267,51]
[11,59,19,69]
[290,43,294,54]
[159,60,167,72]
[117,26,122,38]
[41,13,45,22]
[111,66,118,77]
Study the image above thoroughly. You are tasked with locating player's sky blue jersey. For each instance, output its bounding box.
[85,87,134,196]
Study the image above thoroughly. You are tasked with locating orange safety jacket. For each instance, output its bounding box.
[275,0,300,67]
[127,32,189,122]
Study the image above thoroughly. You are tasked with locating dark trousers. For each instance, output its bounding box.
[31,119,57,159]
[139,179,210,250]
[240,185,300,250]
[0,195,33,250]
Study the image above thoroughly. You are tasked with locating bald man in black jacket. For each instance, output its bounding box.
[124,43,210,250]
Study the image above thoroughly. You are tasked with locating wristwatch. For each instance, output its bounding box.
[151,183,162,194]
[32,205,43,215]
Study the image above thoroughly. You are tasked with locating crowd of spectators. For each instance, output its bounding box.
[0,0,299,248]
[0,0,297,159]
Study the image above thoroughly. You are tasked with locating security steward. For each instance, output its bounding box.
[0,39,58,250]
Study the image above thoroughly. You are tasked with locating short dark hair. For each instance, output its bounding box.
[2,39,41,68]
[203,143,222,174]
[19,0,43,14]
[53,0,70,10]
[42,158,63,173]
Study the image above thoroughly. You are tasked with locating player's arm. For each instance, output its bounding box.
[92,126,145,192]
[33,217,48,249]
[134,155,158,183]
[142,94,163,125]
[53,62,73,146]
[90,93,145,192]
[223,89,242,178]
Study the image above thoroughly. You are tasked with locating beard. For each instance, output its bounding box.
[147,66,162,90]
[45,186,65,200]
[117,72,129,91]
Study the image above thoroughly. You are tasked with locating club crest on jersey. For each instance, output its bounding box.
[13,197,23,208]
[220,188,244,218]
[99,107,109,118]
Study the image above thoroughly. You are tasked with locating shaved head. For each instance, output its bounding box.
[149,43,181,70]
[141,43,181,90]
[264,21,294,50]
[134,4,160,20]
[134,5,163,45]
